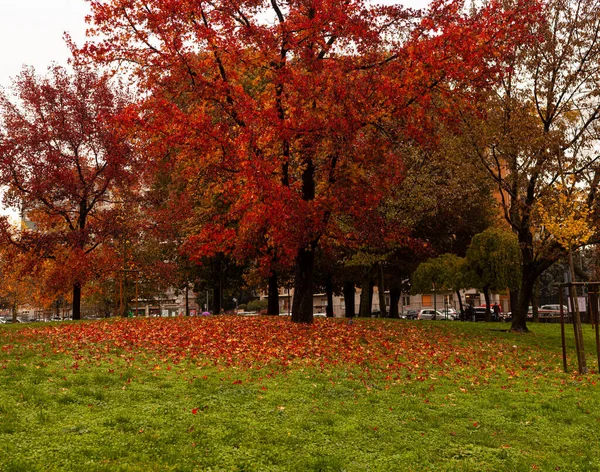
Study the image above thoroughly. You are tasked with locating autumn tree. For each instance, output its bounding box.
[536,184,594,373]
[0,66,136,320]
[412,253,470,316]
[456,0,600,331]
[465,227,522,321]
[78,0,541,322]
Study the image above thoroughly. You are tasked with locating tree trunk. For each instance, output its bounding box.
[325,275,334,318]
[11,295,17,323]
[511,268,536,332]
[343,282,355,319]
[267,271,280,316]
[212,282,222,314]
[510,254,554,331]
[532,278,540,323]
[359,274,373,318]
[509,289,519,320]
[72,282,82,320]
[291,245,315,323]
[389,286,401,319]
[483,286,491,322]
[569,249,587,373]
[291,156,316,324]
[456,290,464,319]
[377,264,387,318]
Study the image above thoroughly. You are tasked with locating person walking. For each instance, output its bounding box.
[493,303,500,321]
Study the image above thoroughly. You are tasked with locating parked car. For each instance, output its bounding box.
[471,307,488,322]
[540,304,568,313]
[440,308,457,319]
[417,309,455,320]
[403,309,420,320]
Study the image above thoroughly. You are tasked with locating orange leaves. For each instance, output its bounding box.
[12,317,556,386]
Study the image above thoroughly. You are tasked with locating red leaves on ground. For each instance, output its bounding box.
[9,317,564,385]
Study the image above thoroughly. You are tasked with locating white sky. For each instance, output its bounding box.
[0,0,90,90]
[0,0,429,90]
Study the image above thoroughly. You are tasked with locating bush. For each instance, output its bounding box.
[245,299,268,312]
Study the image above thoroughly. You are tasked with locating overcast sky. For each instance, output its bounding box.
[0,0,90,90]
[0,0,430,90]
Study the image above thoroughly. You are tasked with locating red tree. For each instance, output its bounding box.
[0,66,136,320]
[78,0,540,322]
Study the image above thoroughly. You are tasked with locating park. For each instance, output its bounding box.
[1,0,600,470]
[0,316,599,471]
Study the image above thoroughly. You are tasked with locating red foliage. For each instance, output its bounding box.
[0,65,137,317]
[11,317,567,385]
[74,0,544,319]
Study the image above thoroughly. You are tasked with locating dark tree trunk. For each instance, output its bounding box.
[456,290,464,318]
[11,297,17,323]
[213,282,222,314]
[359,274,372,318]
[72,282,82,320]
[511,266,536,332]
[343,282,355,319]
[267,271,280,316]
[532,278,540,323]
[389,286,401,319]
[325,275,334,318]
[291,245,315,323]
[509,289,519,319]
[377,264,387,318]
[291,157,317,324]
[510,256,553,332]
[185,285,189,316]
[483,286,491,322]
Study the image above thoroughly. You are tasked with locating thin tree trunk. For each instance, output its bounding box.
[72,282,82,320]
[483,286,491,322]
[456,290,464,319]
[11,295,17,323]
[185,285,189,316]
[212,282,222,314]
[325,275,334,318]
[569,249,587,373]
[509,289,519,321]
[532,278,540,323]
[267,271,280,316]
[377,264,387,318]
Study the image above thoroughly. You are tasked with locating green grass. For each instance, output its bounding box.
[0,319,599,471]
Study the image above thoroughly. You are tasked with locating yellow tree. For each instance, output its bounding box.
[536,184,594,373]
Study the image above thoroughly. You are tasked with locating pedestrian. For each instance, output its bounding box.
[465,304,474,322]
[493,303,500,321]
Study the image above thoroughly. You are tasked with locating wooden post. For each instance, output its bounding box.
[569,251,588,374]
[560,289,568,373]
[135,276,139,317]
[591,288,600,372]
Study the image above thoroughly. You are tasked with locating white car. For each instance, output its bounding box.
[417,309,455,321]
[440,308,457,319]
[540,304,568,313]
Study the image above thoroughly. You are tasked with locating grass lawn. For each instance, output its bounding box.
[0,316,598,471]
